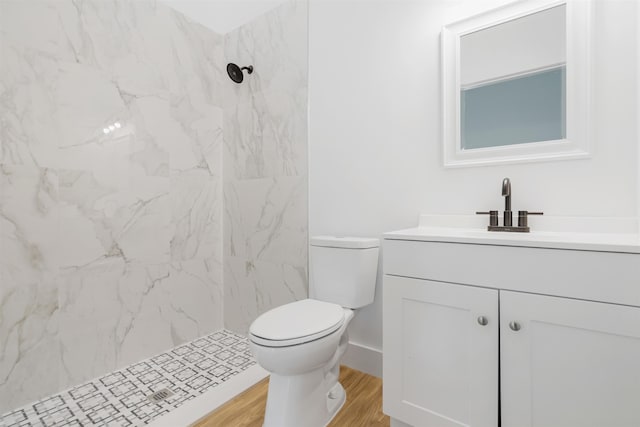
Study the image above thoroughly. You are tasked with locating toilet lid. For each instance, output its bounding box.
[249,299,345,347]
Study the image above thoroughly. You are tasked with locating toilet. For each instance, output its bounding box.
[248,236,380,427]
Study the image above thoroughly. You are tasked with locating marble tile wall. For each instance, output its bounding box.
[222,0,309,334]
[0,0,225,412]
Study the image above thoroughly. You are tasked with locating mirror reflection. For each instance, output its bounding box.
[460,5,566,150]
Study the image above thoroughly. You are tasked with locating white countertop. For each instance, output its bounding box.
[383,215,640,254]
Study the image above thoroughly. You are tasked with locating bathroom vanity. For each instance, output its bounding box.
[382,218,640,427]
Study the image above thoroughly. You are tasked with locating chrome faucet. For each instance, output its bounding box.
[476,177,543,232]
[502,178,512,226]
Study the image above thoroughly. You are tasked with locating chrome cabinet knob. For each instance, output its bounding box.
[509,321,521,331]
[477,316,488,326]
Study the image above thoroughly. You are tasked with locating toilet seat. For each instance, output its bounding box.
[250,299,345,347]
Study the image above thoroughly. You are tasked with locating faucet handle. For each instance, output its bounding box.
[476,210,499,226]
[517,211,544,228]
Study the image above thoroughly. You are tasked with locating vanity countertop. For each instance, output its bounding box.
[384,215,640,254]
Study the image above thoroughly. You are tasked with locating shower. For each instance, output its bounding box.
[227,63,254,83]
[0,0,307,422]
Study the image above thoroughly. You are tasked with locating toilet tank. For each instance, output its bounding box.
[309,236,380,309]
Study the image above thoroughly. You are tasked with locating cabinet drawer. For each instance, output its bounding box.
[383,238,640,307]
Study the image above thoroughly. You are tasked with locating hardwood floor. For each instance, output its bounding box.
[194,366,389,427]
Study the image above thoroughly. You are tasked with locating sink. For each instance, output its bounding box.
[384,214,640,254]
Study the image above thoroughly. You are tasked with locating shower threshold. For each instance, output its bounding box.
[0,330,268,427]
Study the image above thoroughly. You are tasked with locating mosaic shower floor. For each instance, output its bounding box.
[0,330,256,427]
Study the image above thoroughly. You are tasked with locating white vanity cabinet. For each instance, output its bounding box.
[384,276,499,427]
[500,291,640,427]
[382,235,640,427]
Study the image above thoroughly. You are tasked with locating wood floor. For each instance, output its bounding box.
[194,366,389,427]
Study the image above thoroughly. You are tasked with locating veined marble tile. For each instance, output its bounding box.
[164,9,226,108]
[223,88,307,180]
[57,257,223,390]
[1,0,306,412]
[54,63,129,151]
[1,0,225,411]
[0,291,60,413]
[57,258,132,388]
[135,96,206,173]
[223,0,308,107]
[224,176,307,268]
[0,38,131,169]
[170,169,222,262]
[222,0,309,334]
[162,259,224,343]
[0,213,59,412]
[57,168,171,267]
[200,105,224,177]
[0,166,59,276]
[224,256,307,334]
[0,165,61,412]
[0,42,62,169]
[0,0,225,171]
[0,0,80,62]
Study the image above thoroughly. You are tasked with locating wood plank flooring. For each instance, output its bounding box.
[194,366,389,427]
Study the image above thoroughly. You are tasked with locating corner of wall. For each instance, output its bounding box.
[222,0,309,334]
[342,341,383,378]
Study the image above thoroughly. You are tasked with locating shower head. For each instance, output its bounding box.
[227,63,253,84]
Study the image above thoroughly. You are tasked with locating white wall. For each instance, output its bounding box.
[309,0,433,353]
[309,0,639,358]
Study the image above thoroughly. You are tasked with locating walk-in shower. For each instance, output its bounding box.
[0,0,308,424]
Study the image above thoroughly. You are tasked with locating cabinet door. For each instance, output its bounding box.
[500,291,640,427]
[383,276,499,427]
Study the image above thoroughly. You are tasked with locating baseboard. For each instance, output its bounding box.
[341,341,383,378]
[148,364,269,427]
[391,417,413,427]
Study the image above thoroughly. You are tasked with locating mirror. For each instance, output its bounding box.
[442,0,592,167]
[460,5,566,150]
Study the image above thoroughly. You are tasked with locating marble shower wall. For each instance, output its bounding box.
[0,0,225,411]
[223,0,309,334]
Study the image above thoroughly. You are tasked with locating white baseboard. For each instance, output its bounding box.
[148,364,269,427]
[391,417,413,427]
[341,341,383,378]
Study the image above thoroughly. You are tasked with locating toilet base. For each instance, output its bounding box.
[254,310,355,427]
[262,369,346,427]
[326,382,346,425]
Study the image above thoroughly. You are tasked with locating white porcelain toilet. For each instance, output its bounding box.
[248,236,380,427]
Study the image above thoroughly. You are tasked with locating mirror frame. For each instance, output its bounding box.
[442,0,592,168]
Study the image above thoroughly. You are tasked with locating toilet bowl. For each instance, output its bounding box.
[250,299,355,427]
[248,236,379,427]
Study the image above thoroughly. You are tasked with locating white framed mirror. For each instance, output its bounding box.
[442,0,592,167]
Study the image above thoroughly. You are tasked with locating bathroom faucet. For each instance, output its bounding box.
[476,177,543,232]
[502,178,512,226]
